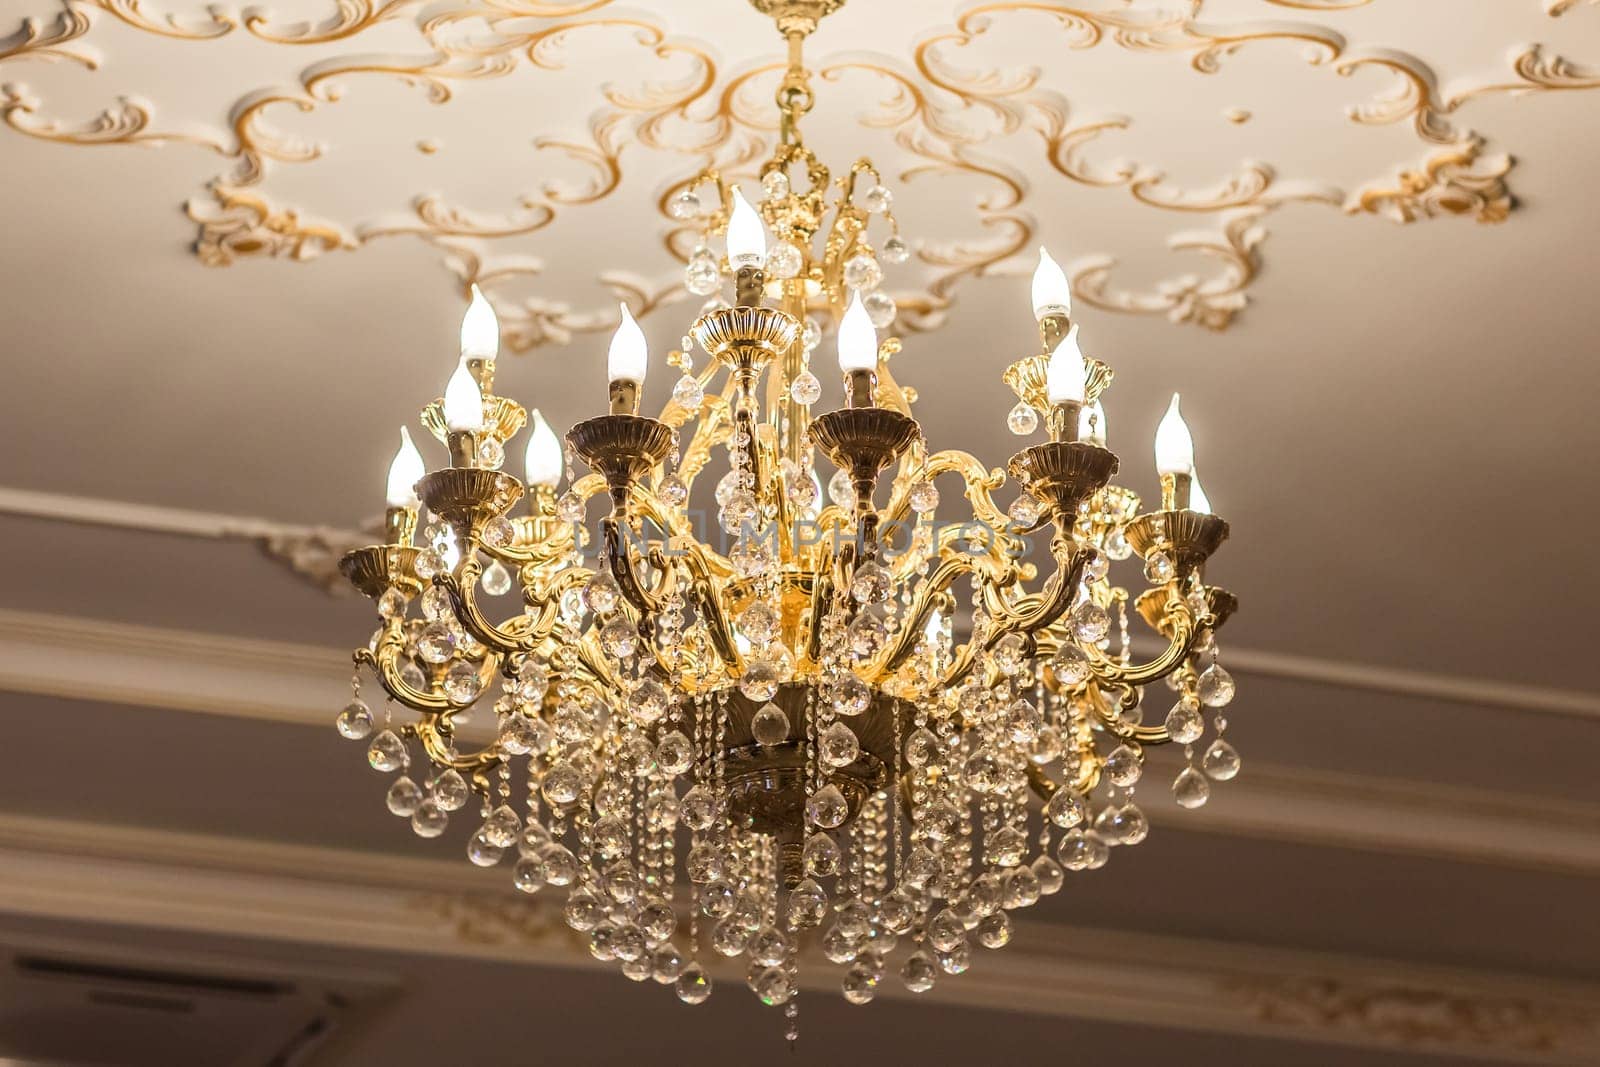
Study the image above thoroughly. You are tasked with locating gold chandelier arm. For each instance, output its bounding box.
[601,516,669,619]
[437,558,538,655]
[985,536,1093,638]
[408,716,503,788]
[355,621,455,713]
[1085,588,1209,691]
[880,448,1012,532]
[680,538,743,677]
[864,553,973,681]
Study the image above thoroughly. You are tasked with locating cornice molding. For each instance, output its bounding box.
[3,605,1599,876]
[0,811,1595,1063]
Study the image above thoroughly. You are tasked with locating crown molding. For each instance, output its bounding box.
[3,604,1599,876]
[0,811,1595,1063]
[6,484,1599,726]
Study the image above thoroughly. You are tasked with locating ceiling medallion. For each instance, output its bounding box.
[334,0,1239,1031]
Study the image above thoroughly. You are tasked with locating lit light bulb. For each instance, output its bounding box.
[524,412,563,489]
[385,426,426,509]
[443,362,485,433]
[459,284,499,363]
[1031,246,1071,320]
[1189,472,1212,515]
[1154,393,1195,476]
[607,303,648,384]
[1079,400,1107,447]
[726,187,767,269]
[524,408,563,489]
[837,291,878,372]
[1045,324,1086,405]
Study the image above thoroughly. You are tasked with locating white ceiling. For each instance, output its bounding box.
[2,1,1599,1063]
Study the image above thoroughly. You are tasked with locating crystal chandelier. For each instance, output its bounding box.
[334,0,1238,1027]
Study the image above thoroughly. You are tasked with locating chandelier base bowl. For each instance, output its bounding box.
[1008,442,1120,519]
[690,306,801,372]
[713,681,899,840]
[417,468,524,535]
[808,408,922,487]
[338,544,421,598]
[421,395,526,447]
[566,415,675,497]
[1125,509,1231,576]
[1003,353,1115,414]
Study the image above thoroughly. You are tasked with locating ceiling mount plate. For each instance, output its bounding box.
[748,0,846,36]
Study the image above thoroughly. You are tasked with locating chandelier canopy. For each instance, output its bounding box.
[335,0,1238,1033]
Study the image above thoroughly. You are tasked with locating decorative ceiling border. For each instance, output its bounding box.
[4,809,1600,1061]
[1,0,1598,342]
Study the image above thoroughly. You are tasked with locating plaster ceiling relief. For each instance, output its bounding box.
[1,2,1598,349]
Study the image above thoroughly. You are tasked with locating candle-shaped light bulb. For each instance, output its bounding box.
[607,303,648,384]
[837,291,878,372]
[524,408,563,489]
[1079,399,1107,447]
[1154,393,1196,476]
[1046,324,1086,404]
[443,361,485,433]
[726,187,767,269]
[459,283,499,363]
[1190,472,1212,515]
[385,426,426,509]
[1031,246,1072,321]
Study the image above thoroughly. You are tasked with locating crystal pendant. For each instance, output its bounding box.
[900,952,937,993]
[1202,737,1241,780]
[672,373,704,410]
[630,678,670,724]
[1173,765,1211,808]
[750,927,789,968]
[466,832,504,867]
[818,722,861,768]
[668,189,702,219]
[512,858,543,894]
[483,804,521,848]
[805,783,848,829]
[738,600,780,644]
[790,370,821,405]
[1008,494,1041,527]
[828,468,853,507]
[909,479,939,514]
[1117,802,1150,845]
[1144,551,1175,584]
[928,909,966,953]
[336,699,373,740]
[863,290,896,328]
[767,241,803,279]
[680,785,722,830]
[751,703,790,746]
[1197,664,1236,707]
[656,730,695,775]
[499,713,539,755]
[881,234,910,263]
[398,660,427,691]
[652,945,684,983]
[366,729,405,772]
[1046,788,1087,828]
[1164,700,1205,744]
[1071,601,1110,643]
[685,251,720,296]
[739,658,780,702]
[846,612,887,658]
[676,964,712,1004]
[480,559,512,595]
[482,515,513,548]
[829,671,871,716]
[1050,643,1091,686]
[976,911,1012,949]
[432,768,470,811]
[410,798,448,837]
[803,832,841,877]
[443,662,482,703]
[842,961,878,1004]
[658,472,688,506]
[904,727,938,767]
[1104,743,1143,786]
[417,622,455,664]
[478,437,505,471]
[542,764,583,806]
[556,491,585,523]
[377,588,407,619]
[600,617,639,658]
[842,254,882,291]
[539,844,579,886]
[1031,854,1066,895]
[862,184,892,213]
[385,776,423,816]
[1007,401,1039,436]
[788,878,828,928]
[850,560,891,604]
